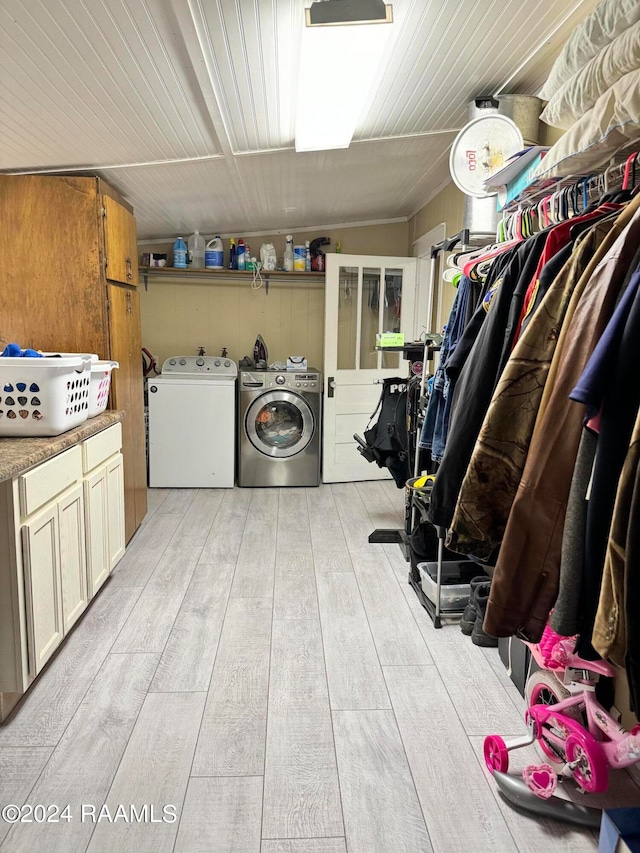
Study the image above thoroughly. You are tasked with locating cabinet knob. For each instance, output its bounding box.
[126,257,133,280]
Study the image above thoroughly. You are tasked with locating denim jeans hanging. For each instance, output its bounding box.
[419,276,472,461]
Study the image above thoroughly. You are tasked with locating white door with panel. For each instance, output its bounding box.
[323,253,418,483]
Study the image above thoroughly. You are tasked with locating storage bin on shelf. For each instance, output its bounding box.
[0,354,93,436]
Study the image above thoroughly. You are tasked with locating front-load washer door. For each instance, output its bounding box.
[245,391,315,458]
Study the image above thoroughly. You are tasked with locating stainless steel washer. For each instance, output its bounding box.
[238,369,322,487]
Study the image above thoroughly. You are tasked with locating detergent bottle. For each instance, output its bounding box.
[173,236,187,268]
[205,236,224,270]
[237,238,246,271]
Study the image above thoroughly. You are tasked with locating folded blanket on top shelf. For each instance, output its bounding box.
[540,0,640,101]
[534,69,640,180]
[542,20,640,130]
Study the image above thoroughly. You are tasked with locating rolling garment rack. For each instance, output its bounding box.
[404,229,494,627]
[363,229,493,625]
[366,339,439,548]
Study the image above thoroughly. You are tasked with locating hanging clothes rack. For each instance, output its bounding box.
[409,145,640,630]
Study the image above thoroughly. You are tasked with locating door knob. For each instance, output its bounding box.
[328,377,336,398]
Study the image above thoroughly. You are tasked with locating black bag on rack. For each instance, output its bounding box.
[354,377,410,488]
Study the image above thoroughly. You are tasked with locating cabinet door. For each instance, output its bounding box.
[58,483,88,633]
[106,453,125,569]
[22,504,63,675]
[103,195,139,286]
[108,284,147,542]
[84,467,110,597]
[0,175,108,358]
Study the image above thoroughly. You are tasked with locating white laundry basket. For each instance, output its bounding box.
[0,355,93,436]
[88,361,118,417]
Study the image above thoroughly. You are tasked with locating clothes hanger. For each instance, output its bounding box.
[538,195,552,228]
[622,152,638,190]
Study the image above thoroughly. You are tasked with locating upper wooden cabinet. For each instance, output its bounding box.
[0,175,147,542]
[103,195,139,286]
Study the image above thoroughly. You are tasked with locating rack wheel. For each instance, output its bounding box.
[484,735,509,773]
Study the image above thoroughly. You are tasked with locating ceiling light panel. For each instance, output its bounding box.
[295,18,393,151]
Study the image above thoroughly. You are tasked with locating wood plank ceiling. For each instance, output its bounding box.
[0,0,600,239]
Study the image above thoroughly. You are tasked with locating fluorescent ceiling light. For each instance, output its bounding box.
[306,0,393,26]
[295,8,393,152]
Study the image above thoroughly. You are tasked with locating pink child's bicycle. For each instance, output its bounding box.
[484,628,640,797]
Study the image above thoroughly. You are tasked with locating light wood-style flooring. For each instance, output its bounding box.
[1,482,639,852]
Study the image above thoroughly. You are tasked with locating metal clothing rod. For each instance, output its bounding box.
[430,229,495,259]
[502,138,640,214]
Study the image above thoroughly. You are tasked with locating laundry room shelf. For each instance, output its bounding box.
[139,266,325,288]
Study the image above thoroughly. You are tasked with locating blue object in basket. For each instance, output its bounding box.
[1,343,43,358]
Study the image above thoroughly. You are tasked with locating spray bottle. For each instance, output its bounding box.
[284,235,294,272]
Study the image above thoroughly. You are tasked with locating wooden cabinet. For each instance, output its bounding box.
[0,174,147,542]
[103,195,139,286]
[107,285,146,540]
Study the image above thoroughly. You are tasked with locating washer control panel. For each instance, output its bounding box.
[241,370,322,391]
[162,356,237,378]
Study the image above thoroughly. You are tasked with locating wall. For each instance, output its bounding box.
[138,221,409,368]
[408,182,464,251]
[408,182,465,333]
[539,122,565,147]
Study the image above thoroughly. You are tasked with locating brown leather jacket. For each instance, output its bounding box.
[484,197,640,640]
[447,219,616,559]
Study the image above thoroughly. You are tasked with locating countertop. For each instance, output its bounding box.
[0,411,125,481]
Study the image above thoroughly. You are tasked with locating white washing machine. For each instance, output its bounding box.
[148,355,237,488]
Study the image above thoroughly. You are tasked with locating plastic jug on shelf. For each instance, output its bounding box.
[188,230,205,268]
[173,236,187,269]
[205,236,224,270]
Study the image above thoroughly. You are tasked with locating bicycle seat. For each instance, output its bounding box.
[551,641,616,677]
[568,656,617,678]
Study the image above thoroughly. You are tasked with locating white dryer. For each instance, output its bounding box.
[148,355,237,488]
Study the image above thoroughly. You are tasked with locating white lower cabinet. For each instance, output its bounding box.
[84,465,110,597]
[106,453,125,570]
[0,423,125,715]
[22,482,88,674]
[21,502,63,675]
[59,483,88,633]
[84,450,125,596]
